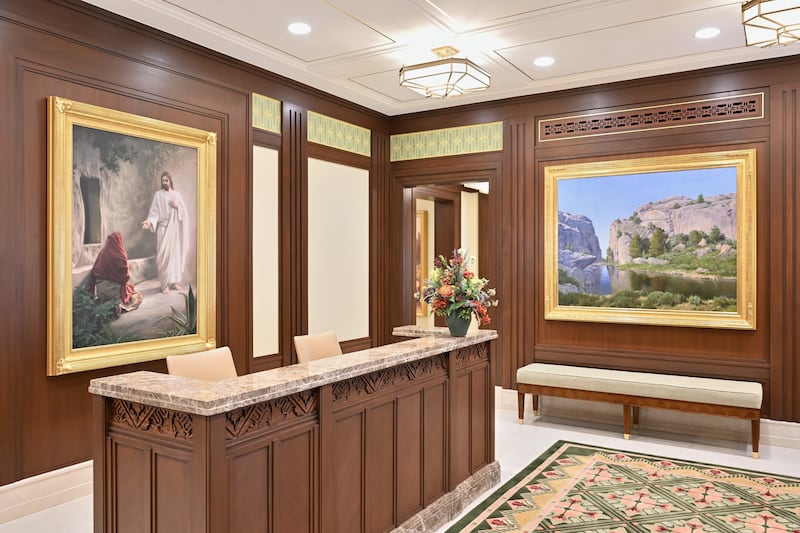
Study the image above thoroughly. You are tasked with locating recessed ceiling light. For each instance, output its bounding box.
[534,56,555,67]
[288,22,311,35]
[694,27,720,39]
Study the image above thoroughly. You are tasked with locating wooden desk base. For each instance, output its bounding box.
[93,340,495,532]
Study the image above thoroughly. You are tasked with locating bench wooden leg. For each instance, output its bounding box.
[517,392,524,424]
[532,394,539,416]
[633,406,640,429]
[752,419,760,459]
[623,405,631,440]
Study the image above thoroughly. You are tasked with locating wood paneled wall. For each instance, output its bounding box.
[389,61,800,424]
[3,0,800,491]
[0,0,387,486]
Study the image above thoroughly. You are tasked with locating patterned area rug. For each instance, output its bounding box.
[447,440,800,532]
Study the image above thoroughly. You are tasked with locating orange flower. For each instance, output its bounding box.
[438,285,454,298]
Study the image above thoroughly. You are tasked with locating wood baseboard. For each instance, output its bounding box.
[0,460,92,525]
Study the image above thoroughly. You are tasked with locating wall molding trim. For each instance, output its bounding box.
[538,92,765,142]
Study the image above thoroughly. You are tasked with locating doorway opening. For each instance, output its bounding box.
[412,181,489,329]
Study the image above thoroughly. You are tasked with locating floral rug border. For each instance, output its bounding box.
[447,440,800,532]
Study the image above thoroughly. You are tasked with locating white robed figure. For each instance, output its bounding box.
[142,171,189,294]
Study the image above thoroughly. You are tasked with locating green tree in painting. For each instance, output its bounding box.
[688,229,706,246]
[649,227,667,256]
[629,234,643,258]
[709,225,724,243]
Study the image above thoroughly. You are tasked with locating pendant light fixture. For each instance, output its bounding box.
[399,46,491,98]
[742,0,800,46]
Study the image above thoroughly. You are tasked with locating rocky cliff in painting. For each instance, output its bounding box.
[608,193,736,265]
[558,211,603,293]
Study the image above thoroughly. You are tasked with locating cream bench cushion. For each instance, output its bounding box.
[517,363,762,408]
[516,362,763,457]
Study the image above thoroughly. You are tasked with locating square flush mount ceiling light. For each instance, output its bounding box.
[399,46,491,98]
[742,0,800,46]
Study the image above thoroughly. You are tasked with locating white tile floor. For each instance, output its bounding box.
[2,408,798,533]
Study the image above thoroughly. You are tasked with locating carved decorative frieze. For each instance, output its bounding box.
[333,354,448,404]
[110,399,193,440]
[454,343,489,368]
[538,92,764,142]
[225,389,318,439]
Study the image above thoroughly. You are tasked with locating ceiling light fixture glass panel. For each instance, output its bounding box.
[399,57,491,98]
[742,0,800,46]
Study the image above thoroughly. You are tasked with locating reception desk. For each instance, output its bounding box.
[89,327,498,533]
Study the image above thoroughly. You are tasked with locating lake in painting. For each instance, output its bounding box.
[556,166,738,312]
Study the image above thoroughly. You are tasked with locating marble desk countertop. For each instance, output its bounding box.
[89,327,497,416]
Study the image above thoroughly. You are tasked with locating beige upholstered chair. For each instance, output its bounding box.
[293,331,342,363]
[166,346,238,381]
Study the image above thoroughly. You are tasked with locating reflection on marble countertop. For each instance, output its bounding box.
[89,327,497,416]
[392,325,496,338]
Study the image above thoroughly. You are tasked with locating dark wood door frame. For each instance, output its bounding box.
[391,155,503,383]
[413,185,461,326]
[414,184,461,260]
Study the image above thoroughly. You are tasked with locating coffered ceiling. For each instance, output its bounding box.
[83,0,800,116]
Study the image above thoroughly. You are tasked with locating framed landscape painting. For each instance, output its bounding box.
[47,96,217,375]
[543,149,756,329]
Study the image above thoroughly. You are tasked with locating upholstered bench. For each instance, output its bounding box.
[516,363,763,457]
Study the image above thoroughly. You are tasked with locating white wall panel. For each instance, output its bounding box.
[252,146,279,356]
[307,158,369,341]
[461,191,480,275]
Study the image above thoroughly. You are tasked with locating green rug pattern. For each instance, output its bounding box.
[448,441,800,532]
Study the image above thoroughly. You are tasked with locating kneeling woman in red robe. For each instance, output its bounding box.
[87,232,143,317]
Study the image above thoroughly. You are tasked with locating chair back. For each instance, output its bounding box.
[293,331,342,363]
[166,346,238,381]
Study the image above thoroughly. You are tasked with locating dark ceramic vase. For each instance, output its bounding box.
[446,313,471,337]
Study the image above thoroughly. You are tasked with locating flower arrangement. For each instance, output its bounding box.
[419,248,498,325]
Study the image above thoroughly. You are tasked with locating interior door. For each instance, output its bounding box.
[413,185,461,327]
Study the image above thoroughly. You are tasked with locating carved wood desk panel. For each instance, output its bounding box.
[90,328,497,533]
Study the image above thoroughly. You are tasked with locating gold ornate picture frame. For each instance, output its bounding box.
[47,96,217,375]
[544,149,756,330]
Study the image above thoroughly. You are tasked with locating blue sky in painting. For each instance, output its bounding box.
[558,167,736,253]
